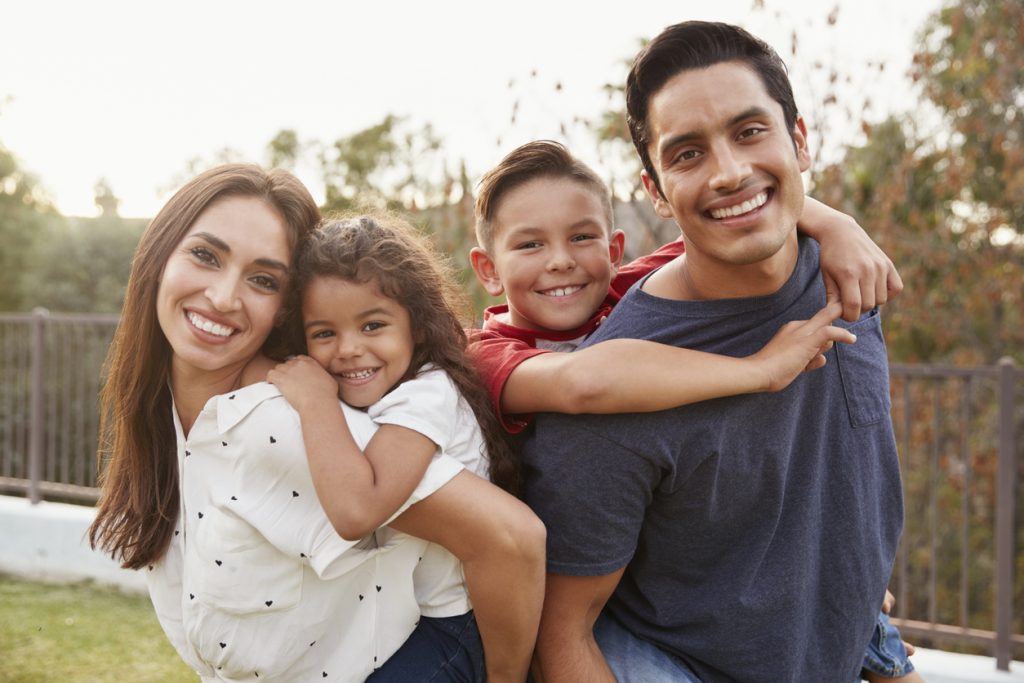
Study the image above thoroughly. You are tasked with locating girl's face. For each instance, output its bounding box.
[302,276,415,408]
[156,195,291,380]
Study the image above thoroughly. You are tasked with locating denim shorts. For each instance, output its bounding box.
[367,611,485,682]
[593,611,702,682]
[861,611,915,678]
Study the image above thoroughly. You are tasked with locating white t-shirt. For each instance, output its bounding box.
[147,381,464,682]
[368,364,490,617]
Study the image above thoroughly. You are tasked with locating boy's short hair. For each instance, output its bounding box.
[626,21,799,198]
[474,140,613,253]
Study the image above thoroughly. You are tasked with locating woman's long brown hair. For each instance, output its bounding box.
[88,164,320,569]
[290,212,521,496]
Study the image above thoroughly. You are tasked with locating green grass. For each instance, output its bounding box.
[0,574,196,682]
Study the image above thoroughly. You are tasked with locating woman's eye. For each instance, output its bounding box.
[190,247,217,265]
[250,274,280,292]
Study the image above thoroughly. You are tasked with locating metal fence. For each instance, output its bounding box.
[0,309,117,503]
[0,310,1021,669]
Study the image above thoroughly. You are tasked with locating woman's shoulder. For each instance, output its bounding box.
[240,353,278,386]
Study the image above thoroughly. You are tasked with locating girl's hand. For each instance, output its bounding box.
[751,301,857,393]
[267,355,339,413]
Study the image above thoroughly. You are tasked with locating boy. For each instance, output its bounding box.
[468,139,899,434]
[468,139,919,682]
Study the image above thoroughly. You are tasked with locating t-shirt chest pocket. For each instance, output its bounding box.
[834,309,892,428]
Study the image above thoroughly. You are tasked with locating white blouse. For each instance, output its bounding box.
[147,381,464,682]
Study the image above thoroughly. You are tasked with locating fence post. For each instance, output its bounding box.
[995,356,1018,671]
[28,307,48,505]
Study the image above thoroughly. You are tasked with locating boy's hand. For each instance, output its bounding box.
[818,214,903,322]
[752,301,857,392]
[267,355,339,413]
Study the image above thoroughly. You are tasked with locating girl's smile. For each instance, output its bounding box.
[302,276,416,408]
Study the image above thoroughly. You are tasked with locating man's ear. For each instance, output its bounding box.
[608,229,626,272]
[793,116,811,172]
[642,171,674,220]
[470,247,505,298]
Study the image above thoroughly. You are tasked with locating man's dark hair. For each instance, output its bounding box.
[626,21,799,197]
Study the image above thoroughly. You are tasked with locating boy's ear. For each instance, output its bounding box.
[641,170,674,220]
[608,229,626,272]
[470,247,505,298]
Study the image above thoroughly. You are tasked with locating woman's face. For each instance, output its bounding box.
[156,195,292,379]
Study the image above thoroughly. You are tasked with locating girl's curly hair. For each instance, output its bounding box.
[288,211,521,496]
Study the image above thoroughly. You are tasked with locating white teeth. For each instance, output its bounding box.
[709,191,768,219]
[187,312,233,337]
[341,368,376,380]
[541,285,583,298]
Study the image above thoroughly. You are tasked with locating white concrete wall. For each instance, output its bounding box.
[0,494,146,593]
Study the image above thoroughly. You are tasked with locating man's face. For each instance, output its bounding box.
[471,177,624,333]
[642,61,810,280]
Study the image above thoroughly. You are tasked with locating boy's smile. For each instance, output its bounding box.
[472,177,624,333]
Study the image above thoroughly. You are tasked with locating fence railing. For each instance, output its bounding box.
[888,359,1023,671]
[0,310,1021,670]
[0,309,116,504]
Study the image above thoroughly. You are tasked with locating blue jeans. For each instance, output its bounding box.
[593,611,702,682]
[367,611,486,682]
[861,611,915,679]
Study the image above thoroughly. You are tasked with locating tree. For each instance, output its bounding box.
[316,115,452,213]
[814,0,1022,365]
[0,141,57,311]
[912,0,1023,242]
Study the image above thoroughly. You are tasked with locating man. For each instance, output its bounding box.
[522,21,903,683]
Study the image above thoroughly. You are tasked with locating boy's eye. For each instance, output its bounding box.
[190,246,218,265]
[570,234,596,243]
[515,240,542,250]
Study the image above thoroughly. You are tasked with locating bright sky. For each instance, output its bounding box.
[1,0,944,218]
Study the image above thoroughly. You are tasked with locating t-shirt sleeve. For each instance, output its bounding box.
[367,370,458,448]
[522,413,663,576]
[469,333,549,434]
[610,237,685,297]
[350,387,466,522]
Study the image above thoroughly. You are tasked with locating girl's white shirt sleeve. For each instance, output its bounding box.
[367,365,492,617]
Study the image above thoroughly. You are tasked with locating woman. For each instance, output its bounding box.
[88,164,544,681]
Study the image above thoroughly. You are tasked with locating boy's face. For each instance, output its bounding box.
[471,177,624,333]
[641,61,810,278]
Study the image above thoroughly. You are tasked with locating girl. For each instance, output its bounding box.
[88,165,543,682]
[269,213,540,682]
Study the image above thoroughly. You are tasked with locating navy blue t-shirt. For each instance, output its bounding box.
[522,237,903,683]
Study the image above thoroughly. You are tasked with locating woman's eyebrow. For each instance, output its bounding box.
[190,231,288,272]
